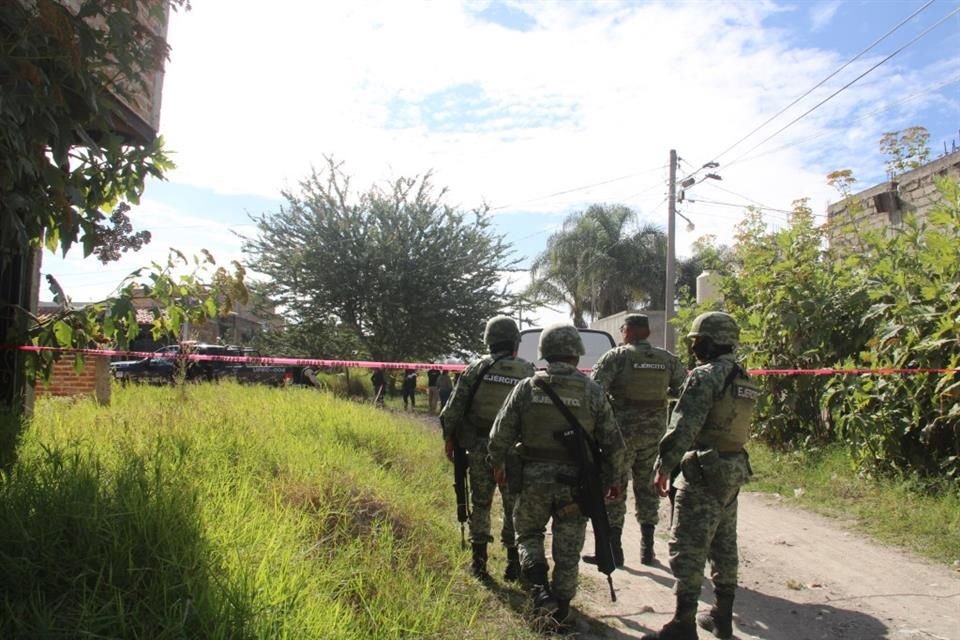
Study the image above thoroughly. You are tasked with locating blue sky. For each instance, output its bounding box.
[43,0,960,326]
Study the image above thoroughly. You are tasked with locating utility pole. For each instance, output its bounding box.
[664,149,677,351]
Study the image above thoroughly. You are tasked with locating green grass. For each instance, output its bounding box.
[748,442,960,564]
[0,383,538,639]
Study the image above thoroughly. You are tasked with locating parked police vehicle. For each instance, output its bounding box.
[110,342,231,384]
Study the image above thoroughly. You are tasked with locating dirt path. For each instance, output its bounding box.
[571,492,960,640]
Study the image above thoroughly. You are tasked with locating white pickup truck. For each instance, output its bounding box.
[515,327,617,371]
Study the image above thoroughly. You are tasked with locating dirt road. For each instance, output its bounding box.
[572,492,960,640]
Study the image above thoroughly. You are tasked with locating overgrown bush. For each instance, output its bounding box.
[824,179,960,478]
[680,179,959,482]
[722,201,870,447]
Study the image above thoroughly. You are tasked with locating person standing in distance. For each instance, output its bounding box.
[642,312,759,640]
[587,313,686,567]
[441,315,534,582]
[370,368,386,407]
[488,324,625,626]
[427,366,442,415]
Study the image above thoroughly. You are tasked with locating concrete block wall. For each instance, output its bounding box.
[34,356,111,405]
[591,309,668,352]
[827,150,960,247]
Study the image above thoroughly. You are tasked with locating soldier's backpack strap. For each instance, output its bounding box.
[463,353,511,416]
[720,363,746,395]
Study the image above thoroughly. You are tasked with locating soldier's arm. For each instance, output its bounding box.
[589,349,621,393]
[656,367,719,472]
[440,360,483,441]
[668,355,689,398]
[488,381,528,468]
[589,382,626,481]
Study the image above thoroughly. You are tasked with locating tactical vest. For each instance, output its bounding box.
[469,357,531,437]
[608,343,672,407]
[697,366,760,452]
[520,372,594,463]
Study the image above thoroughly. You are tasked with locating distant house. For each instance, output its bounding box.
[826,150,960,248]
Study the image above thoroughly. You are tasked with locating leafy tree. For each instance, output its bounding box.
[722,201,870,447]
[880,126,930,179]
[0,0,187,258]
[242,159,515,362]
[527,204,666,327]
[824,178,960,479]
[1,0,190,418]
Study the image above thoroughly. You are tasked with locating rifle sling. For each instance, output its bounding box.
[532,378,598,452]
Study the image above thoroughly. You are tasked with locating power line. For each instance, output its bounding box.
[707,0,937,165]
[684,197,795,217]
[728,72,960,167]
[724,4,960,170]
[698,182,829,219]
[489,165,667,211]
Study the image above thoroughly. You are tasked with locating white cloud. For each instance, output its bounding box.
[809,1,841,32]
[49,1,957,306]
[156,0,945,245]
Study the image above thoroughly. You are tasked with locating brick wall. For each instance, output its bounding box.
[827,150,960,248]
[35,356,111,405]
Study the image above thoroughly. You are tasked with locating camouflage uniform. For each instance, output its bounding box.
[591,318,685,564]
[643,312,759,640]
[488,325,625,619]
[441,352,533,548]
[441,315,533,582]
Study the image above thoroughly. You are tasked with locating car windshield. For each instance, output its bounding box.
[516,328,617,371]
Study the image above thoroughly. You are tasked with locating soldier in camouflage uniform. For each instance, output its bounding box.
[488,324,625,626]
[641,312,759,640]
[588,313,686,567]
[442,315,534,582]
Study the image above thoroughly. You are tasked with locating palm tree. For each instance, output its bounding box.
[526,204,667,326]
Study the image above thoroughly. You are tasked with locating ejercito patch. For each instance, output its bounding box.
[735,384,761,400]
[483,374,522,385]
[633,363,667,370]
[531,393,581,407]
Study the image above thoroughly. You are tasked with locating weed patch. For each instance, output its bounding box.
[2,382,537,639]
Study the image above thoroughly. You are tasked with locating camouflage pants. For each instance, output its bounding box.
[607,425,664,529]
[467,440,516,547]
[669,459,747,599]
[513,462,586,601]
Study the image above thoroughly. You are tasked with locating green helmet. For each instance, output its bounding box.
[538,323,585,359]
[484,315,520,347]
[687,311,739,346]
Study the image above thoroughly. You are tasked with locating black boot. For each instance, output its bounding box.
[551,599,572,629]
[523,563,558,615]
[582,528,622,567]
[503,546,521,582]
[697,585,734,639]
[470,543,490,581]
[611,527,624,568]
[640,594,699,640]
[641,524,656,565]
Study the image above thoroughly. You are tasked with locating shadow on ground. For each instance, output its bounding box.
[485,578,644,639]
[725,585,890,640]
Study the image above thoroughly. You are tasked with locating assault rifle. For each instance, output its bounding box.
[451,426,471,550]
[534,378,617,602]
